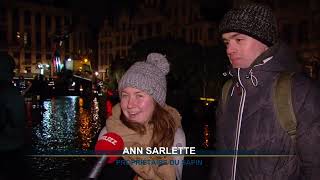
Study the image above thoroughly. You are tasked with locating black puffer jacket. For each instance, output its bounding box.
[211,42,320,180]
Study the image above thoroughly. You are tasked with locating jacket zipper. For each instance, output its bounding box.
[231,68,247,180]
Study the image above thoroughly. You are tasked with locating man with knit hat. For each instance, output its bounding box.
[212,3,320,180]
[0,53,29,179]
[97,53,185,180]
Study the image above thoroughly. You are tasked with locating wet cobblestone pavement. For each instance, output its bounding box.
[26,96,103,179]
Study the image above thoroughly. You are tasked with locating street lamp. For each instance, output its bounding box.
[37,63,44,75]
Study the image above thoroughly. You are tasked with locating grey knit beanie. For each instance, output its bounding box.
[118,53,169,107]
[219,3,278,47]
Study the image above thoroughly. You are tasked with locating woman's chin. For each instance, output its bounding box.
[129,119,147,125]
[127,117,139,123]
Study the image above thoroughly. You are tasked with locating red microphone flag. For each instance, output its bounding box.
[95,132,124,163]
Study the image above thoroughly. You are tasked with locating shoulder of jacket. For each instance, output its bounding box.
[105,103,122,131]
[164,105,182,126]
[290,72,320,100]
[173,127,186,149]
[109,103,121,121]
[174,128,186,142]
[292,72,318,86]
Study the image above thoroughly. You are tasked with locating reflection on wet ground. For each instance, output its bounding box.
[26,96,103,179]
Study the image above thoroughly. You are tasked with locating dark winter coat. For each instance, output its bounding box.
[0,53,29,179]
[0,83,26,151]
[0,50,25,152]
[211,42,320,180]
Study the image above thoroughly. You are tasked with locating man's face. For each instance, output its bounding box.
[222,32,268,68]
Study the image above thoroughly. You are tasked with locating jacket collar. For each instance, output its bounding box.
[227,42,294,91]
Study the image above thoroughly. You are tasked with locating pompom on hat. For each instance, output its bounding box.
[118,53,169,107]
[219,3,279,47]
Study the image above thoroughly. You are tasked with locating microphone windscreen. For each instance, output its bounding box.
[95,132,124,163]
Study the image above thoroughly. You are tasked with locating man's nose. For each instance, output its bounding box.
[226,43,236,56]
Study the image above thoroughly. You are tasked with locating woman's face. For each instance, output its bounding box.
[120,87,155,124]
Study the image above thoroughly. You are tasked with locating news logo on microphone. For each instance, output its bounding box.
[95,132,124,163]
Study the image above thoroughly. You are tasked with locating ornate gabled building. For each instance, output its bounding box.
[0,0,93,77]
[98,0,218,80]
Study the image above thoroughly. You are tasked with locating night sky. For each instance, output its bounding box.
[20,0,231,32]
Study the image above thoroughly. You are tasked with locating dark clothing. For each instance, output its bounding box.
[0,53,29,179]
[0,148,30,180]
[212,43,320,179]
[99,157,136,179]
[0,84,26,150]
[0,53,15,81]
[0,83,28,179]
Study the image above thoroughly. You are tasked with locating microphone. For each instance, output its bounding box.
[88,132,124,179]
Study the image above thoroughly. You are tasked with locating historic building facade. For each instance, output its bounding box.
[0,0,93,77]
[97,0,218,79]
[98,0,320,80]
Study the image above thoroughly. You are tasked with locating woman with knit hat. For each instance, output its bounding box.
[98,52,185,180]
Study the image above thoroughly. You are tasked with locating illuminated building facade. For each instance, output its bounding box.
[0,0,93,77]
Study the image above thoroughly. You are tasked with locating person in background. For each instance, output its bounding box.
[98,53,186,180]
[0,53,29,180]
[211,3,320,180]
